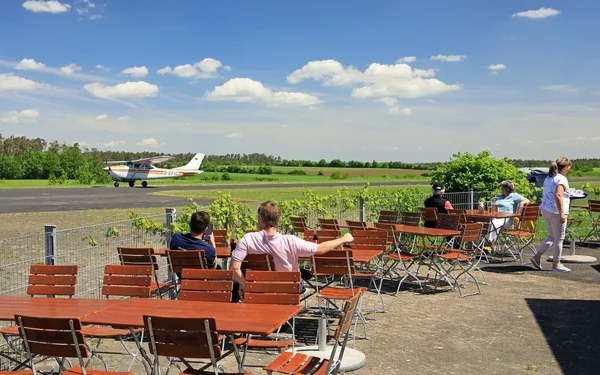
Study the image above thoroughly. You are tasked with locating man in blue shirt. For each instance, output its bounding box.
[169,211,217,269]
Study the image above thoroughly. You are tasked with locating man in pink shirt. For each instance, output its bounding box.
[230,201,354,301]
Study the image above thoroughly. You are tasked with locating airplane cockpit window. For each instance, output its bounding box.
[124,162,133,167]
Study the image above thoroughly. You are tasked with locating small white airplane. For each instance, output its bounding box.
[103,153,204,187]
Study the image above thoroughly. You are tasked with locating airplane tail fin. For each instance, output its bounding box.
[174,153,204,171]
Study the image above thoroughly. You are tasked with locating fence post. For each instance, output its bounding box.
[166,207,176,247]
[468,188,474,209]
[359,197,365,222]
[44,225,57,265]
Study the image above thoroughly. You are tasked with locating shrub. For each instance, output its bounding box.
[221,172,231,181]
[287,169,307,175]
[330,171,349,180]
[257,166,273,175]
[318,170,324,176]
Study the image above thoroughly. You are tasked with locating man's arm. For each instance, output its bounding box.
[315,233,354,255]
[444,200,453,210]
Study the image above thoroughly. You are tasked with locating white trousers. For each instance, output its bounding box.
[537,207,566,261]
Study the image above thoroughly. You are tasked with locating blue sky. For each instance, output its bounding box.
[1,0,598,162]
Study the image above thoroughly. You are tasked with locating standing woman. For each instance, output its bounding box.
[530,157,572,272]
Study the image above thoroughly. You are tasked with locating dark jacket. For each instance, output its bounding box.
[169,233,216,268]
[423,195,450,228]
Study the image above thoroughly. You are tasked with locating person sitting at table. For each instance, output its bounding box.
[488,180,530,243]
[169,211,217,270]
[423,182,454,228]
[229,201,354,302]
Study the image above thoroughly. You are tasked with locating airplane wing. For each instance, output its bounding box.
[130,155,174,166]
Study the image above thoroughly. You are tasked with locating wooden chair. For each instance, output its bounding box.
[420,207,439,228]
[400,212,421,226]
[80,265,153,372]
[117,247,173,299]
[448,209,468,225]
[179,269,234,302]
[0,265,78,369]
[236,271,301,366]
[144,315,249,375]
[349,230,387,312]
[318,218,341,232]
[583,200,600,243]
[346,220,367,232]
[166,249,207,290]
[289,216,309,235]
[378,210,399,224]
[302,229,341,244]
[212,229,229,248]
[264,295,360,375]
[16,315,133,375]
[501,204,541,264]
[241,254,275,271]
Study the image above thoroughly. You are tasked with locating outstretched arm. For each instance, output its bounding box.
[315,233,354,255]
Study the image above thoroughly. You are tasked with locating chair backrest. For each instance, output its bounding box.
[244,271,301,305]
[17,315,90,365]
[350,230,388,252]
[289,216,308,234]
[325,295,361,374]
[179,269,233,302]
[346,220,367,232]
[447,209,467,215]
[145,316,221,369]
[419,207,439,224]
[102,264,153,298]
[117,247,159,270]
[312,250,355,277]
[589,200,600,213]
[436,213,461,231]
[302,229,341,244]
[166,250,207,274]
[378,210,399,224]
[212,229,229,248]
[27,265,78,297]
[467,216,492,236]
[518,204,540,232]
[318,218,341,231]
[241,254,275,271]
[400,212,422,226]
[459,223,484,246]
[373,223,398,247]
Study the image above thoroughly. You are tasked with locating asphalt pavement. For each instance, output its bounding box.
[0,181,424,213]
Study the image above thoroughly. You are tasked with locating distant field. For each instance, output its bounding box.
[271,166,427,177]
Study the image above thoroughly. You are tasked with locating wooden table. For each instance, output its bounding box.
[464,210,520,220]
[154,247,231,258]
[82,298,302,336]
[390,224,460,238]
[0,297,121,321]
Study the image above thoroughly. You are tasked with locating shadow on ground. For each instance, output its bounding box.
[526,298,600,375]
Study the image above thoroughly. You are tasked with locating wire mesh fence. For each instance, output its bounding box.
[0,233,47,297]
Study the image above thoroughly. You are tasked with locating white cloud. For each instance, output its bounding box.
[0,109,40,123]
[402,108,414,116]
[89,14,102,20]
[205,78,322,107]
[226,132,243,139]
[376,97,398,107]
[95,64,105,69]
[396,56,417,64]
[512,7,561,19]
[157,58,225,79]
[95,114,108,120]
[60,63,82,74]
[287,60,460,100]
[121,66,149,78]
[15,58,45,70]
[540,85,579,93]
[83,81,159,99]
[430,54,468,62]
[103,140,125,148]
[136,138,159,147]
[0,73,51,91]
[22,0,71,13]
[117,116,130,121]
[388,107,413,116]
[488,64,507,71]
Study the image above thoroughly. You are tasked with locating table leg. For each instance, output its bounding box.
[129,327,152,375]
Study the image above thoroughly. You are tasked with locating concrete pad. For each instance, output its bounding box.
[286,345,366,372]
[548,255,598,263]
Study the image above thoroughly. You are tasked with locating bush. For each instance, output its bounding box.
[211,174,221,181]
[257,166,273,175]
[287,170,307,175]
[318,170,324,176]
[221,172,231,181]
[330,171,349,180]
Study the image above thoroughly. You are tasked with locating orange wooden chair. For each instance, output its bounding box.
[212,229,229,248]
[166,249,208,293]
[16,314,133,375]
[241,254,275,271]
[378,210,399,224]
[80,265,153,372]
[117,247,174,299]
[346,220,367,232]
[318,218,341,232]
[179,269,234,302]
[0,265,78,370]
[289,216,309,235]
[420,207,439,228]
[144,315,249,375]
[583,200,600,243]
[264,295,360,375]
[500,204,541,264]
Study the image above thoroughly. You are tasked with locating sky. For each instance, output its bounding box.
[0,0,599,162]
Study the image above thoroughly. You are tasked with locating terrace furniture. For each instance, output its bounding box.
[212,229,229,248]
[166,249,208,293]
[117,247,173,299]
[377,210,400,224]
[16,314,133,375]
[289,217,309,235]
[179,269,234,302]
[434,222,486,297]
[263,295,360,375]
[241,254,275,271]
[419,207,439,228]
[318,218,341,232]
[500,205,541,264]
[346,220,368,232]
[583,200,600,243]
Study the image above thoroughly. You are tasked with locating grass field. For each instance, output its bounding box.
[271,166,427,177]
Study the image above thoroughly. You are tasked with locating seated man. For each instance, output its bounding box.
[230,201,354,302]
[423,182,453,228]
[169,211,217,272]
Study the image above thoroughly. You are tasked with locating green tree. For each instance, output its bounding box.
[42,152,63,178]
[22,151,45,179]
[0,155,23,179]
[429,150,531,196]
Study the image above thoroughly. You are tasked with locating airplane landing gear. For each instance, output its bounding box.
[129,181,135,188]
[141,181,148,188]
[114,182,119,187]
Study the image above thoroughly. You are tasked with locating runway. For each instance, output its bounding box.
[0,181,425,213]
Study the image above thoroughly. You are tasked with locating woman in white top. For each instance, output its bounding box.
[530,157,572,272]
